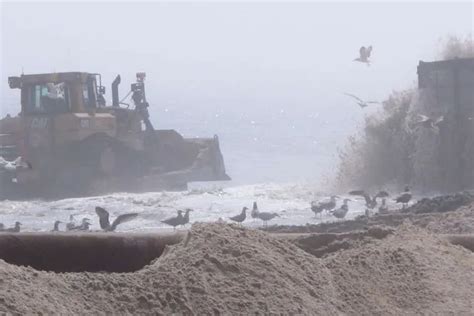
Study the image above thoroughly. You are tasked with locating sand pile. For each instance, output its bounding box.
[412,205,474,234]
[0,223,473,314]
[0,224,340,315]
[324,224,474,315]
[146,225,339,315]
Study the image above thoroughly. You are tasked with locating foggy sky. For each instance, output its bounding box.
[1,2,472,183]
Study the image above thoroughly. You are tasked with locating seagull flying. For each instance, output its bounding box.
[343,93,379,108]
[95,206,138,232]
[349,190,389,209]
[415,114,444,132]
[0,156,31,172]
[353,46,373,65]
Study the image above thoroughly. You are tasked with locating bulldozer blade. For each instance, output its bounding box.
[146,130,231,184]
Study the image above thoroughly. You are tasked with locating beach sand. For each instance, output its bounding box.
[1,202,473,314]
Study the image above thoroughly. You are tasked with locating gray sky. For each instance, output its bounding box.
[1,1,472,183]
[2,2,472,109]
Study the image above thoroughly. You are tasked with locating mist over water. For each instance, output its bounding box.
[157,103,345,185]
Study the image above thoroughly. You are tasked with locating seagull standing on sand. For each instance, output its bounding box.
[251,202,259,219]
[66,214,77,231]
[161,210,184,230]
[343,93,379,108]
[95,207,138,232]
[229,207,247,225]
[330,199,351,219]
[52,220,62,232]
[311,195,338,217]
[394,186,412,209]
[256,211,279,227]
[4,222,21,233]
[250,202,279,226]
[310,201,325,218]
[349,190,389,209]
[69,218,91,231]
[353,46,372,65]
[180,209,193,228]
[378,198,389,214]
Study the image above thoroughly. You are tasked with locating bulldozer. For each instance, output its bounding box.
[0,71,230,199]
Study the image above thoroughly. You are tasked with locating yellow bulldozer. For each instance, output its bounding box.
[0,72,230,199]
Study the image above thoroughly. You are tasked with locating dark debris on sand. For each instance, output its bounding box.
[265,192,474,235]
[401,192,474,214]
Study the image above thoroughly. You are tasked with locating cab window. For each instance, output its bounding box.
[83,79,97,109]
[26,82,70,114]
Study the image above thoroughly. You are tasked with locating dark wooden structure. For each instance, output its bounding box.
[417,58,474,191]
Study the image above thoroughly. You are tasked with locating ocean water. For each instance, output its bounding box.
[152,101,361,185]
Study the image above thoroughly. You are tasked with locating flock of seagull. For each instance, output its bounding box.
[228,202,280,227]
[0,186,413,233]
[50,208,193,232]
[0,201,281,233]
[0,207,139,233]
[219,186,412,227]
[348,46,444,132]
[155,201,279,230]
[310,186,412,221]
[160,187,412,229]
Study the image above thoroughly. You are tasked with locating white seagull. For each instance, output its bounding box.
[415,114,444,132]
[353,46,372,65]
[0,156,31,172]
[343,93,380,108]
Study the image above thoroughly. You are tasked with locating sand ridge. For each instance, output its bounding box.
[324,224,474,315]
[0,222,473,315]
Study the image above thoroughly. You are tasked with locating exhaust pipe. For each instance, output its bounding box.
[112,75,121,107]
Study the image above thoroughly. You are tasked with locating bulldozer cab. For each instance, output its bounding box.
[9,72,105,116]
